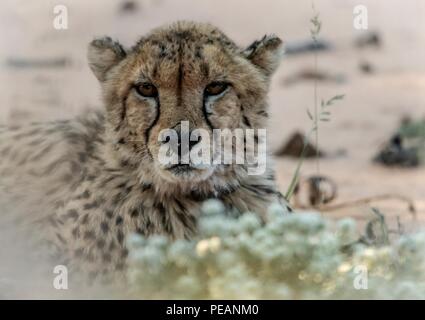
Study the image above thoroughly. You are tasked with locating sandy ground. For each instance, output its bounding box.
[0,0,424,229]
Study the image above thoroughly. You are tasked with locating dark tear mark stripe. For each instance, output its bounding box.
[121,86,159,156]
[118,86,134,130]
[243,115,252,128]
[240,104,251,128]
[144,96,161,148]
[202,96,215,130]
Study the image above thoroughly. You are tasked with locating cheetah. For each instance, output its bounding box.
[0,21,287,279]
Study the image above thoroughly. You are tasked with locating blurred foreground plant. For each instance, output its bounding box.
[126,200,425,299]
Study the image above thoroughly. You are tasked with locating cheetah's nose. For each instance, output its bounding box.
[165,122,202,152]
[188,134,202,150]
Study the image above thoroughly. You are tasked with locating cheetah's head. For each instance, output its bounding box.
[87,21,283,186]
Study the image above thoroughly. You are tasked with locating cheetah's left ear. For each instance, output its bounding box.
[242,35,284,77]
[87,37,127,82]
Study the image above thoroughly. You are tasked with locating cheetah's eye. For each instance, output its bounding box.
[204,82,229,97]
[135,83,158,98]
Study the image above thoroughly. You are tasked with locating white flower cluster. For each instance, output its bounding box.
[126,200,425,299]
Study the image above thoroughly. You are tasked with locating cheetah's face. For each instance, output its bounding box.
[88,22,283,184]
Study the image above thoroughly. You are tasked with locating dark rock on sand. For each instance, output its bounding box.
[283,69,345,86]
[119,0,139,13]
[359,61,374,74]
[284,39,331,55]
[374,134,419,167]
[274,131,325,158]
[355,31,381,48]
[6,57,70,68]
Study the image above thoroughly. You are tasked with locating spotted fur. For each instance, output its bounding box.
[0,21,287,279]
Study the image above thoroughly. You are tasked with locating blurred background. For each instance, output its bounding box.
[0,0,424,231]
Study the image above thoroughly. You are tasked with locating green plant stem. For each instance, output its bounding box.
[285,128,315,200]
[314,45,320,177]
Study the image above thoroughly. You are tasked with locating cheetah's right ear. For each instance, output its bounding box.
[87,37,127,82]
[242,35,284,77]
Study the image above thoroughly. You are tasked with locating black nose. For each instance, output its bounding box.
[162,123,203,159]
[189,134,202,150]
